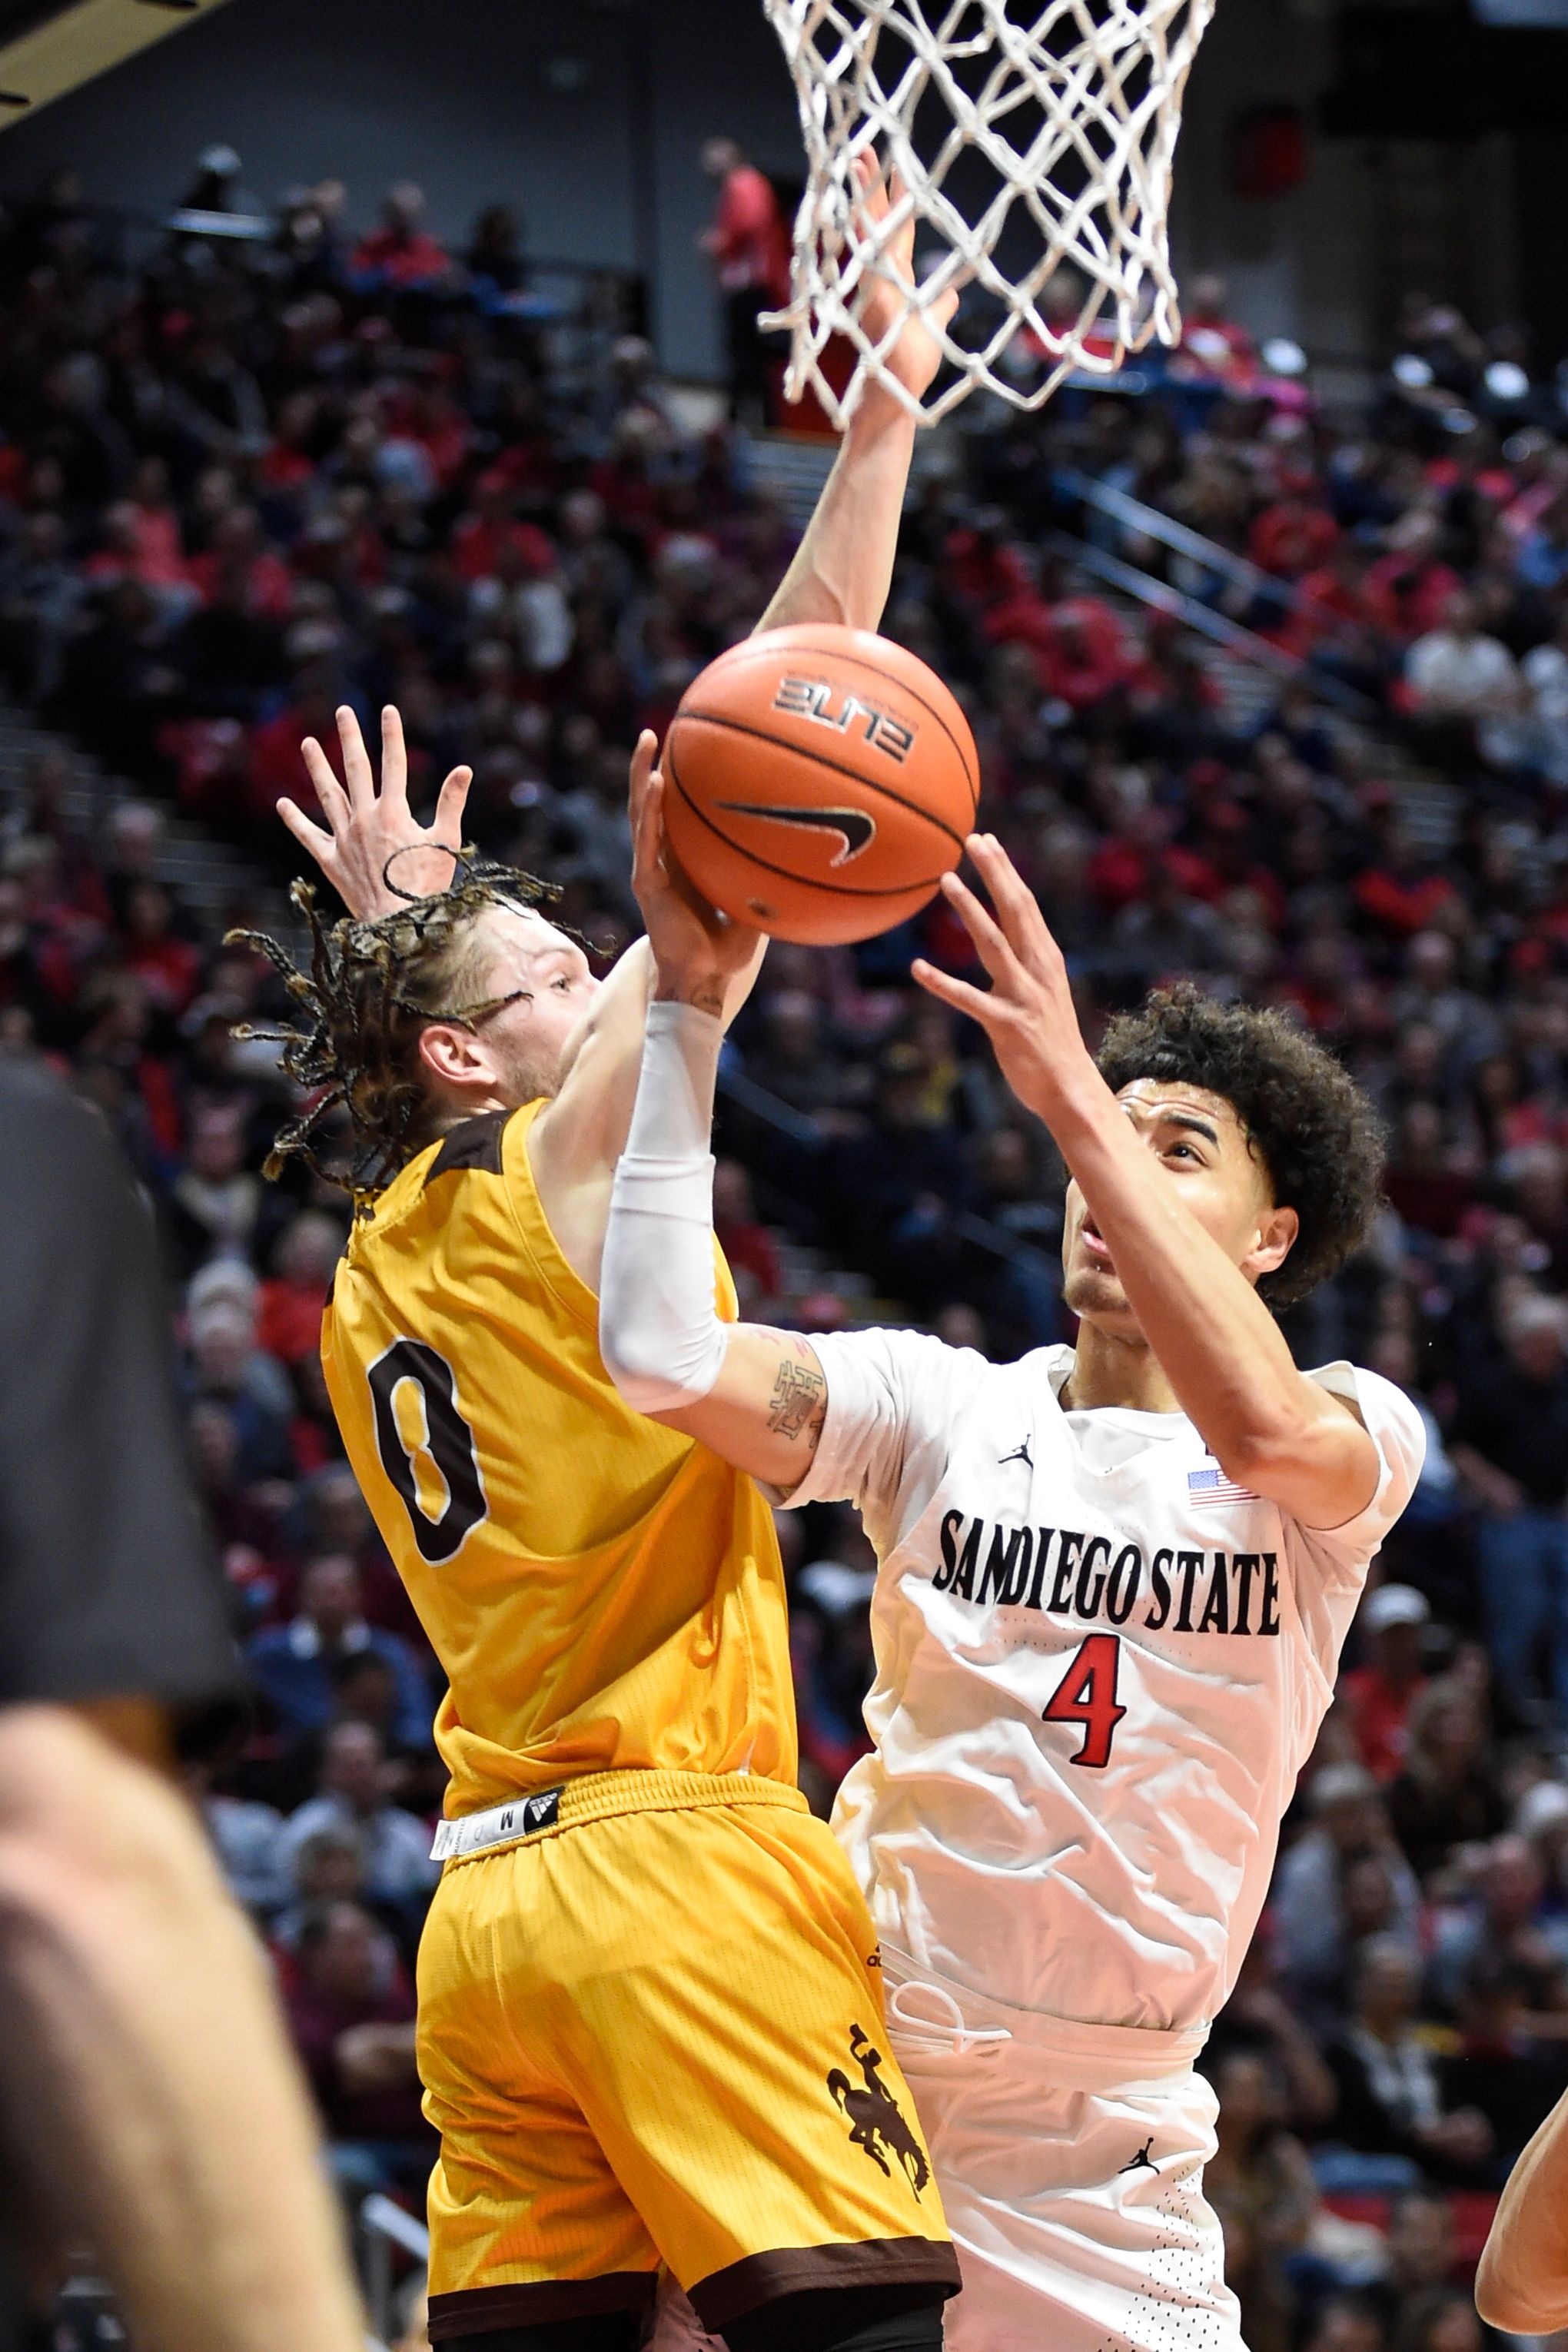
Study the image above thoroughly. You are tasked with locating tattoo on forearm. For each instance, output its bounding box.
[766,1356,826,1442]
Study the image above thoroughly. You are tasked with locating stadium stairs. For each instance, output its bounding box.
[0,689,283,925]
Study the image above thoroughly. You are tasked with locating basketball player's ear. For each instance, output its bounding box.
[418,1021,490,1089]
[1243,1204,1299,1285]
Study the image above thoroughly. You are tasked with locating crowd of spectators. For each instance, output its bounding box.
[4,151,1568,2344]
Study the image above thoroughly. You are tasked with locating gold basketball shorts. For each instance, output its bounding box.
[416,1769,958,2340]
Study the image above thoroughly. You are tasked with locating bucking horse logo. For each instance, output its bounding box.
[827,2025,929,2195]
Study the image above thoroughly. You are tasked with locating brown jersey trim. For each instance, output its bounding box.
[427,1108,513,1181]
[426,2272,657,2337]
[689,2237,962,2330]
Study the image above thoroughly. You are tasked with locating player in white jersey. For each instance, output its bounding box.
[595,825,1424,2352]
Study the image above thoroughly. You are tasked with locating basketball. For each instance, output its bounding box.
[661,624,980,945]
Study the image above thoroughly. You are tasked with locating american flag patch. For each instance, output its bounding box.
[1188,1465,1260,1508]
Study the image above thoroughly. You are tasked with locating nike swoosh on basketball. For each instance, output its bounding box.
[716,801,876,866]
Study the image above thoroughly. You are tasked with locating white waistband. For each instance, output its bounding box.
[430,1789,563,1860]
[879,1941,1210,2089]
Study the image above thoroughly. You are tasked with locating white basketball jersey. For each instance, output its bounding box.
[788,1335,1424,2047]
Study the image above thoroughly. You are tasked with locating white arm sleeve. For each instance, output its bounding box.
[599,999,732,1415]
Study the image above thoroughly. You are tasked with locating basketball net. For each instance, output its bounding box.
[761,0,1218,426]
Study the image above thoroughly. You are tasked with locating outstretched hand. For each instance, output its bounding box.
[852,153,960,407]
[912,834,1096,1118]
[627,730,762,1012]
[279,704,473,920]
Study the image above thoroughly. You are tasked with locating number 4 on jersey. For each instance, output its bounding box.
[1041,1633,1127,1769]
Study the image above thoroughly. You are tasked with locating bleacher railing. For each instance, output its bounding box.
[359,2191,429,2349]
[1051,468,1380,718]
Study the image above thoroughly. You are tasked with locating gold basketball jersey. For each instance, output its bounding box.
[321,1101,797,1815]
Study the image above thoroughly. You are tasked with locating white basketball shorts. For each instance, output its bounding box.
[885,1965,1243,2352]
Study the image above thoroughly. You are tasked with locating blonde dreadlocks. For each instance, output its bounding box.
[229,852,555,1201]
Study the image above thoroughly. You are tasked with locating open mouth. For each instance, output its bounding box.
[1078,1218,1115,1267]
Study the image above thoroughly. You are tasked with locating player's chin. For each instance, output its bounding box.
[1063,1261,1132,1324]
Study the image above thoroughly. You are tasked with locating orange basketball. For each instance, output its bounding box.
[662,623,979,946]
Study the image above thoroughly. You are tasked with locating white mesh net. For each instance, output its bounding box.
[762,0,1218,425]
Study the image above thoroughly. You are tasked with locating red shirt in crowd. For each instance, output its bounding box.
[451,510,556,583]
[1362,552,1463,642]
[1249,499,1340,580]
[986,593,1132,709]
[1353,862,1460,938]
[284,1958,424,2142]
[709,164,790,302]
[258,1277,331,1366]
[1340,1663,1430,1783]
[348,225,453,287]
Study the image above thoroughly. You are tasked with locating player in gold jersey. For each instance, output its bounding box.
[257,181,962,2352]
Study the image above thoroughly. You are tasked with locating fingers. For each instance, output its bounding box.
[911,958,997,1026]
[432,764,472,842]
[629,726,659,792]
[276,797,336,865]
[337,704,374,809]
[963,832,1061,971]
[380,705,410,809]
[299,736,351,832]
[626,728,659,830]
[938,866,1018,987]
[627,732,663,875]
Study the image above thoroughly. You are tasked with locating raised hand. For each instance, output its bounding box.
[278,704,473,920]
[912,833,1096,1118]
[627,730,763,1012]
[852,152,960,406]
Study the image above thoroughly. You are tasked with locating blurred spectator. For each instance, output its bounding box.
[1176,274,1258,386]
[1301,2297,1385,2352]
[1430,1832,1568,2011]
[1206,2050,1317,2352]
[1392,2288,1483,2352]
[1324,1938,1493,2185]
[281,1720,439,1915]
[712,1156,782,1316]
[1363,2190,1460,2344]
[1272,1766,1422,2018]
[188,1759,290,1918]
[283,1899,430,2193]
[1450,1294,1568,1727]
[1405,590,1520,719]
[257,1208,345,1363]
[347,183,453,291]
[1340,1585,1431,1784]
[169,1100,264,1270]
[1204,1930,1337,2135]
[1385,1677,1506,1879]
[246,1555,432,1749]
[698,137,789,420]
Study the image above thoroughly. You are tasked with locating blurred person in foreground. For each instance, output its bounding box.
[0,1059,364,2351]
[1477,2073,1568,2334]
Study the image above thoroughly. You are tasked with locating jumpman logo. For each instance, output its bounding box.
[1118,2138,1158,2175]
[998,1437,1034,1468]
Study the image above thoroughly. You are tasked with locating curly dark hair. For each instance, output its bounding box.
[229,852,552,1199]
[1095,985,1386,1311]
